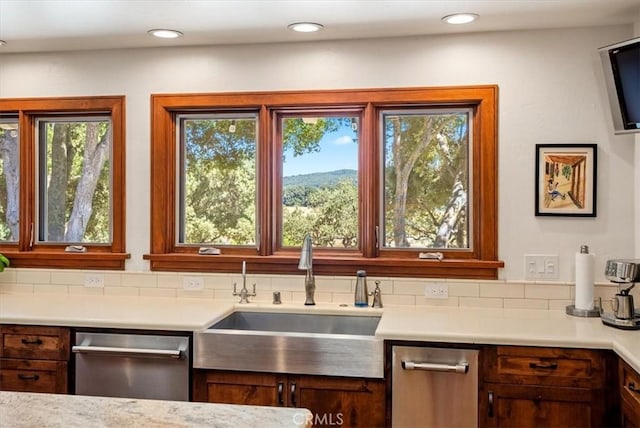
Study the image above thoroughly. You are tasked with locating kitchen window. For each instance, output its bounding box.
[0,96,128,269]
[146,87,502,279]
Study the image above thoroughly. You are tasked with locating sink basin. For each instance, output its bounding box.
[208,311,380,336]
[194,311,383,378]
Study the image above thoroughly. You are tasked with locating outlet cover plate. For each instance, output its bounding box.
[84,274,104,288]
[183,276,205,291]
[425,283,449,299]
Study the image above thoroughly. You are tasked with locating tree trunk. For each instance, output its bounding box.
[391,116,443,247]
[65,124,110,242]
[0,130,20,240]
[434,177,466,248]
[46,124,70,241]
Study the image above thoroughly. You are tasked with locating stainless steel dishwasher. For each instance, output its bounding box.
[392,345,479,428]
[72,332,190,401]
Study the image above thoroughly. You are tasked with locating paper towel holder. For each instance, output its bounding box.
[566,245,600,317]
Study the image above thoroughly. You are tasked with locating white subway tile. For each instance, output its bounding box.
[121,273,157,288]
[0,283,34,293]
[33,284,69,294]
[391,281,427,296]
[459,297,503,308]
[104,287,140,297]
[17,270,51,285]
[448,282,480,297]
[316,278,352,293]
[0,270,17,283]
[68,285,104,295]
[480,283,525,298]
[140,288,177,298]
[524,284,570,300]
[382,294,416,306]
[51,271,85,285]
[176,289,214,299]
[416,296,459,307]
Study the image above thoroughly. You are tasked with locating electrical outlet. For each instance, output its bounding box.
[183,276,204,291]
[84,274,104,288]
[425,284,449,299]
[524,255,559,280]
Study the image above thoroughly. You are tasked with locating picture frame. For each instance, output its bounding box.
[535,144,597,217]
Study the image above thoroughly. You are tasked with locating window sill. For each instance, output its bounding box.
[2,251,130,270]
[143,253,504,279]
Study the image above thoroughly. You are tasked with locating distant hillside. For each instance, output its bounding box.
[283,169,357,188]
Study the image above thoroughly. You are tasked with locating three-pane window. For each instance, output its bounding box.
[147,87,501,278]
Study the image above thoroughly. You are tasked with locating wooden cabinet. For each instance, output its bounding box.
[480,345,614,428]
[620,359,640,428]
[193,370,385,427]
[0,325,70,393]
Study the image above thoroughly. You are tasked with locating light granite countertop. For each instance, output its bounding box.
[1,292,639,373]
[0,391,312,428]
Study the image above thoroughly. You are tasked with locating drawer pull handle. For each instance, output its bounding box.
[18,374,40,381]
[529,362,558,370]
[21,338,43,346]
[402,360,469,374]
[290,383,297,407]
[488,391,494,417]
[277,382,284,406]
[629,382,640,394]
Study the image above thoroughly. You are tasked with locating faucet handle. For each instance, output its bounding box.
[370,281,383,308]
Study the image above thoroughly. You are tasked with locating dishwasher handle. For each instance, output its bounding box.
[72,344,184,359]
[401,360,469,374]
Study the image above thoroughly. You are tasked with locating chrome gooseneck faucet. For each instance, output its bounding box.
[233,260,256,304]
[298,234,316,306]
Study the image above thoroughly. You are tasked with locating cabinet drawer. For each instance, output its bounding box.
[485,346,605,388]
[0,326,70,360]
[620,360,640,409]
[0,358,68,393]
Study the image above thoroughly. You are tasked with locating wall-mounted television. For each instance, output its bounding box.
[599,37,640,134]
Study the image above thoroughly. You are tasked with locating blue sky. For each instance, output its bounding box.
[282,125,358,177]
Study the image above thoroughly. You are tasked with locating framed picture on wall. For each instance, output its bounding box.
[535,144,597,217]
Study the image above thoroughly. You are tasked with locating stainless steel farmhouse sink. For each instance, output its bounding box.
[194,311,383,378]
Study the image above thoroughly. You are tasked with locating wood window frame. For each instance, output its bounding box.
[145,86,503,279]
[0,96,129,270]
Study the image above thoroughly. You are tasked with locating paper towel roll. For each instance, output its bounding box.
[575,251,595,310]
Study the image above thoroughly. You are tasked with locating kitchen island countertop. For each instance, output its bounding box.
[0,391,312,428]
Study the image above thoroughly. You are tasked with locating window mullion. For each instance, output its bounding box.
[361,103,377,258]
[258,105,272,255]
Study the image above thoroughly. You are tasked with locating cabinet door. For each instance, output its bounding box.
[292,375,385,428]
[620,360,640,428]
[481,383,591,428]
[0,358,68,393]
[193,370,285,406]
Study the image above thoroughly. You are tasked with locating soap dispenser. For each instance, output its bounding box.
[354,270,369,307]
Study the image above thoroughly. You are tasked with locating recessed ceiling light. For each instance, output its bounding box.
[147,29,184,39]
[288,22,324,33]
[442,13,479,25]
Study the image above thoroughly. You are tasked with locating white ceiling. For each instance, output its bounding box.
[0,0,639,54]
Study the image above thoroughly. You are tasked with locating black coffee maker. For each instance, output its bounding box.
[601,259,640,330]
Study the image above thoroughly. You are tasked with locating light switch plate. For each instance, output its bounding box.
[524,254,559,280]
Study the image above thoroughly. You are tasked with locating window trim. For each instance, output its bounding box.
[0,96,129,270]
[145,87,503,279]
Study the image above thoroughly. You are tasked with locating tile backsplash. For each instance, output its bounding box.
[1,268,636,313]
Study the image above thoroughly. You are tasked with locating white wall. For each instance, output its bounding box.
[0,25,635,282]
